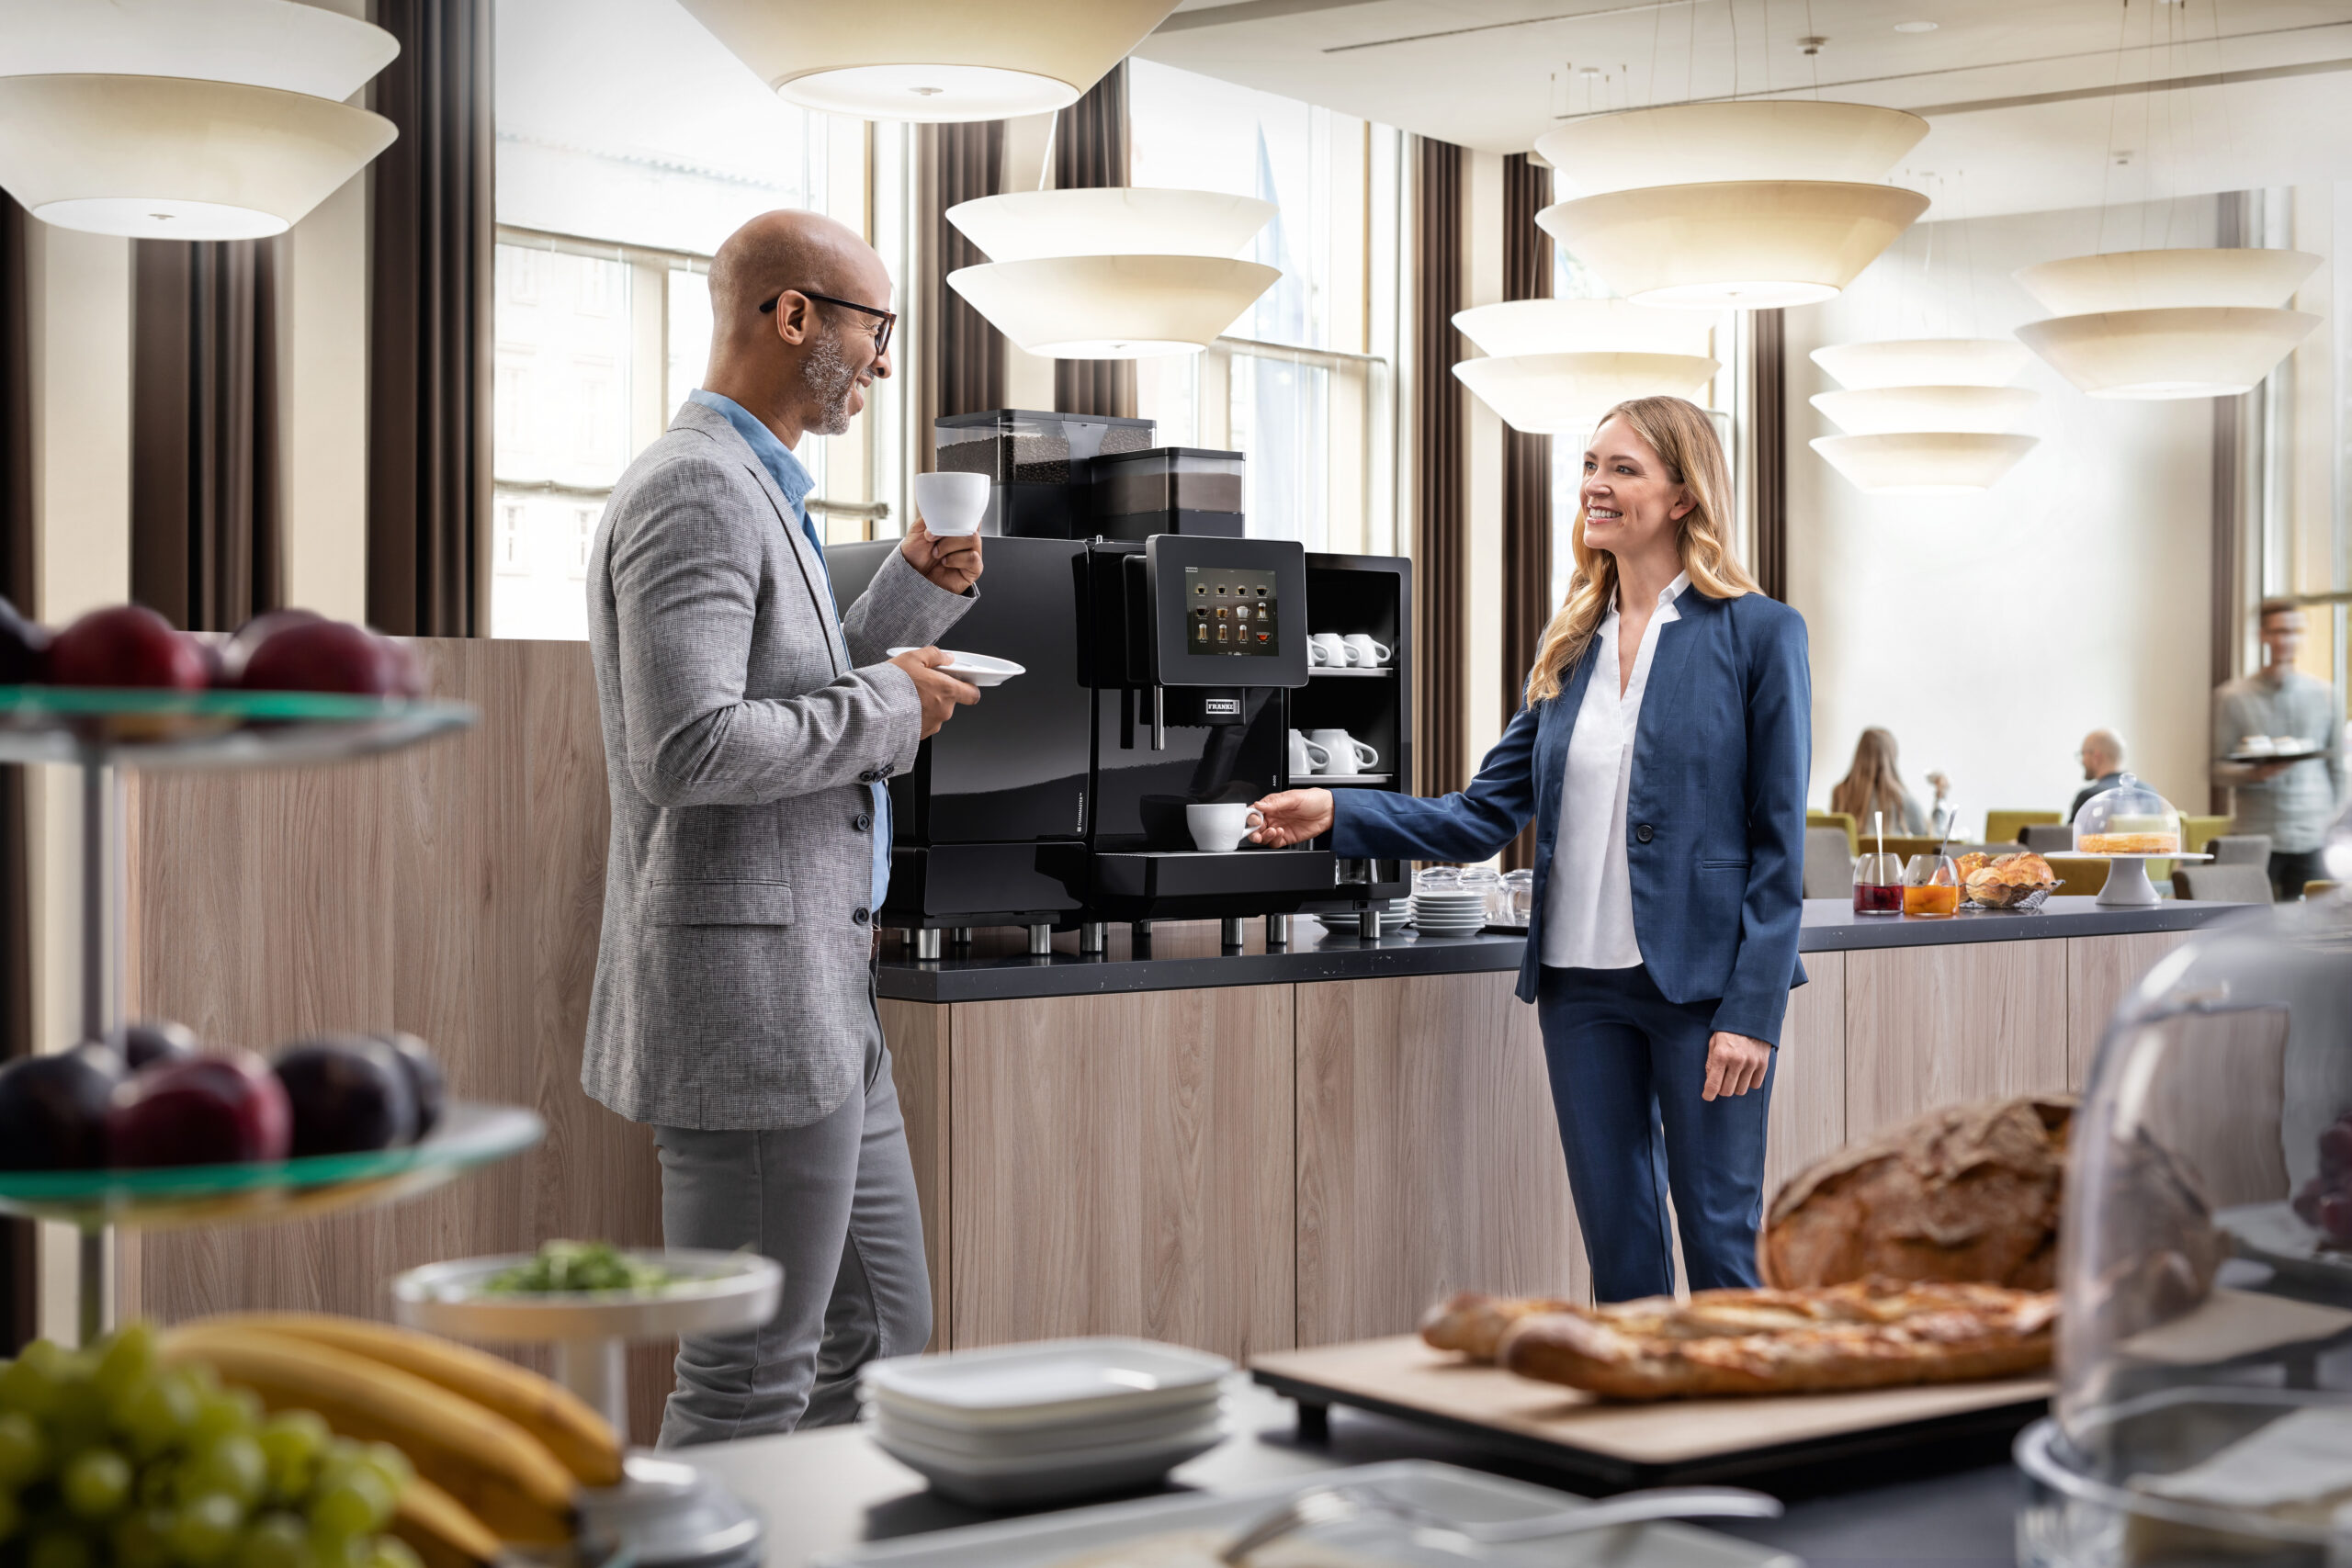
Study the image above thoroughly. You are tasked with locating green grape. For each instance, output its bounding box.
[234,1511,316,1568]
[135,1461,177,1509]
[368,1536,424,1568]
[305,1528,369,1568]
[189,1388,265,1449]
[26,1528,93,1568]
[0,1354,62,1419]
[60,1447,130,1520]
[307,1469,392,1540]
[355,1442,411,1496]
[109,1506,175,1568]
[0,1488,21,1542]
[0,1410,51,1485]
[113,1374,198,1461]
[183,1432,267,1507]
[257,1413,329,1502]
[47,1376,109,1458]
[171,1494,246,1567]
[92,1324,156,1401]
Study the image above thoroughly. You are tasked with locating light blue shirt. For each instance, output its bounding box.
[688,389,891,913]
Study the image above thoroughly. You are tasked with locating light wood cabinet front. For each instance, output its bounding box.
[1845,940,2072,1140]
[947,987,1296,1361]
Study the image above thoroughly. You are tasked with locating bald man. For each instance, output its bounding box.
[582,210,982,1443]
[2069,729,2126,822]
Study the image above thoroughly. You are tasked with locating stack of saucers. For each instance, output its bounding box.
[1408,886,1487,935]
[1313,897,1408,935]
[860,1337,1232,1506]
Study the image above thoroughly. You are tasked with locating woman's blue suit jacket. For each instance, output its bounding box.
[1332,589,1812,1046]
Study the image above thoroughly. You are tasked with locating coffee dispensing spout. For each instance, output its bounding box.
[1151,686,1165,751]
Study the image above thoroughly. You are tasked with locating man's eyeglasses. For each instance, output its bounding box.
[760,288,896,355]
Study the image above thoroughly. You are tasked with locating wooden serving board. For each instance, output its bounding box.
[1251,1335,2052,1488]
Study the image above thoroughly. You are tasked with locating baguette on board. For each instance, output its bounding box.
[1419,1291,1582,1363]
[1480,1280,2057,1401]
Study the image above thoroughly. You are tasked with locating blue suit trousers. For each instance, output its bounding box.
[1535,964,1774,1303]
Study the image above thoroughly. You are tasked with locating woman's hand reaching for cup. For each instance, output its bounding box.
[1249,788,1335,847]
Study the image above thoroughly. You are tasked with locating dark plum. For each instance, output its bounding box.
[235,620,412,697]
[46,605,208,690]
[372,1032,445,1140]
[107,1052,290,1168]
[107,1020,199,1072]
[0,1046,125,1169]
[0,596,47,684]
[274,1037,419,1155]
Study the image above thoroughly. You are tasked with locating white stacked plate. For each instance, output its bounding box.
[1410,889,1487,935]
[1313,897,1408,934]
[860,1337,1233,1506]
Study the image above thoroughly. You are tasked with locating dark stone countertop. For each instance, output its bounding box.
[875,897,2254,1003]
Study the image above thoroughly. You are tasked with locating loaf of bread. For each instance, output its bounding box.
[1419,1291,1583,1362]
[1758,1096,2073,1291]
[1497,1280,2057,1400]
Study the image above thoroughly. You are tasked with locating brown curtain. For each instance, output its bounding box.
[1498,153,1551,872]
[1413,138,1467,799]
[131,241,283,631]
[925,121,1007,426]
[0,191,32,1351]
[1053,64,1136,420]
[368,0,492,637]
[1747,308,1787,602]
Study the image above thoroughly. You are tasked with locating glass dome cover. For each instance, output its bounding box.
[2073,772,2182,855]
[2018,805,2352,1564]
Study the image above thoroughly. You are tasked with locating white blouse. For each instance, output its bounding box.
[1539,571,1689,972]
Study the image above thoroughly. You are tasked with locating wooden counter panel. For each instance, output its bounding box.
[1844,941,2070,1141]
[1295,972,1582,1347]
[2064,931,2192,1090]
[947,987,1295,1361]
[879,999,950,1352]
[1768,953,1847,1203]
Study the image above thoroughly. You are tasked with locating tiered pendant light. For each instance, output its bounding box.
[945,189,1282,358]
[2013,247,2323,399]
[0,0,398,240]
[1532,102,1931,310]
[1451,299,1719,435]
[1810,338,2040,494]
[680,0,1175,122]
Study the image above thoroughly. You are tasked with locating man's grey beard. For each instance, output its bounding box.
[802,331,859,436]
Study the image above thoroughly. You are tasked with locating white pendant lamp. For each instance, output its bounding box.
[679,0,1175,122]
[1451,299,1719,435]
[945,189,1282,358]
[1809,337,2040,494]
[1532,102,1929,310]
[0,0,398,241]
[2013,247,2323,400]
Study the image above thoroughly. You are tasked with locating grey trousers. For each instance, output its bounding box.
[651,1032,932,1446]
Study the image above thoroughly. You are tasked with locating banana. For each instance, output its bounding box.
[159,1322,577,1543]
[201,1313,623,1488]
[390,1475,501,1568]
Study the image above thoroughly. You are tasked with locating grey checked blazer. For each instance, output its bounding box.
[582,400,973,1129]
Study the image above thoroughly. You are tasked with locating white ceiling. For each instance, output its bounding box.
[1137,0,2352,220]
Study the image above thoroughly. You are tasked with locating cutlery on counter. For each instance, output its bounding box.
[1216,1480,1782,1562]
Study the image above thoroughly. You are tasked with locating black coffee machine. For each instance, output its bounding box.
[826,410,1413,954]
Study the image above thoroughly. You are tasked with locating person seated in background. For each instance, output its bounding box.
[2068,729,2127,822]
[2214,600,2347,900]
[1829,728,1935,835]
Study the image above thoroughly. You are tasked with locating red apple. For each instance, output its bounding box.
[219,609,324,687]
[0,595,47,684]
[235,618,413,697]
[108,1051,291,1168]
[46,605,208,690]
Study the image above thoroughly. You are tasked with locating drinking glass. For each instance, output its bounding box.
[1852,852,1904,915]
[1500,868,1533,925]
[1902,852,1960,918]
[1414,866,1461,893]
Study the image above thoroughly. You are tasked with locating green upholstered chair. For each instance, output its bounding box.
[1808,810,1858,857]
[2181,815,2232,855]
[1986,809,2061,846]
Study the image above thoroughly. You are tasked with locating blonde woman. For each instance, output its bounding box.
[1250,397,1810,1303]
[1829,728,1931,835]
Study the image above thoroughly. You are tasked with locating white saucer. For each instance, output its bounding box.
[886,649,1025,687]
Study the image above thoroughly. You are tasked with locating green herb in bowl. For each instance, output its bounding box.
[481,1240,680,1293]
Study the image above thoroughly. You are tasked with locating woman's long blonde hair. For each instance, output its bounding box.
[1829,728,1911,825]
[1524,396,1758,704]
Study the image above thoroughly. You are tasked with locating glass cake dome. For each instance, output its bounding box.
[2072,773,2184,855]
[2018,805,2352,1565]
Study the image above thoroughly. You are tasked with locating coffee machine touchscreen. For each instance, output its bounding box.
[1183,566,1279,659]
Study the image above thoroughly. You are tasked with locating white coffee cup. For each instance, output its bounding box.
[1342,634,1391,668]
[912,471,989,536]
[1287,729,1330,776]
[1308,632,1349,668]
[1186,802,1266,853]
[1308,728,1378,776]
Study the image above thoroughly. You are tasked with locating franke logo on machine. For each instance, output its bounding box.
[1201,696,1241,717]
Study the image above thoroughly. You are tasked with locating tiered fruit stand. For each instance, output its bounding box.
[0,686,541,1346]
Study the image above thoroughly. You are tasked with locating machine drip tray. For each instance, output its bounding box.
[1092,849,1337,900]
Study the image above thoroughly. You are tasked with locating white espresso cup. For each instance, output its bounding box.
[1308,632,1349,668]
[1308,728,1378,776]
[912,471,989,536]
[1186,802,1266,852]
[1342,634,1391,668]
[1287,729,1330,776]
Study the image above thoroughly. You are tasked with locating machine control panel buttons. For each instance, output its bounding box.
[1182,564,1280,660]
